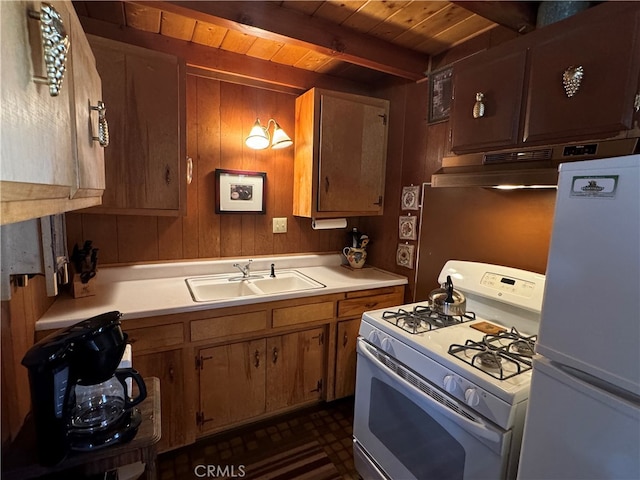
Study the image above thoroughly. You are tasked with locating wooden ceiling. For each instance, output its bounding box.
[73,1,540,84]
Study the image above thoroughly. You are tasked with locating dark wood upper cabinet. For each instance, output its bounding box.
[449,2,640,155]
[450,49,527,153]
[523,9,640,145]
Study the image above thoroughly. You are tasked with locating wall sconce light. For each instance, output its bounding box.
[245,118,293,150]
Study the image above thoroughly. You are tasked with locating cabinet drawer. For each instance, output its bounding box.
[126,323,184,353]
[191,311,268,342]
[338,292,404,318]
[272,301,335,328]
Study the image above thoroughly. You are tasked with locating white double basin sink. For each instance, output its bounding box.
[186,270,326,302]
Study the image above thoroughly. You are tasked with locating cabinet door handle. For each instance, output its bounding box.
[165,165,172,185]
[254,349,260,368]
[343,331,348,347]
[324,176,330,193]
[90,101,109,147]
[373,195,383,206]
[562,65,584,98]
[28,3,69,96]
[272,347,279,364]
[473,92,485,118]
[186,157,193,185]
[310,379,323,393]
[169,366,175,381]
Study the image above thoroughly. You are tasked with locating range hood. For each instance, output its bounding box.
[431,139,639,188]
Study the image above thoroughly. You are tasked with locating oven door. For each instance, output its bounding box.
[353,338,512,480]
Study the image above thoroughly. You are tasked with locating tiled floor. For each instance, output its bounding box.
[158,396,359,479]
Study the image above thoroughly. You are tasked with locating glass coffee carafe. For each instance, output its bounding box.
[70,368,146,438]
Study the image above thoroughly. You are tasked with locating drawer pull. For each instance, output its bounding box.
[365,302,377,308]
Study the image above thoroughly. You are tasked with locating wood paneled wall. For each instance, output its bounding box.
[1,277,55,445]
[66,75,349,264]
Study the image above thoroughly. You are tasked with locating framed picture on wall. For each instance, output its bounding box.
[428,66,453,124]
[215,169,266,214]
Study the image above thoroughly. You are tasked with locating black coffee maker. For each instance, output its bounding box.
[22,311,147,466]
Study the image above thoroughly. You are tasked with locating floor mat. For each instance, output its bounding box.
[227,439,342,480]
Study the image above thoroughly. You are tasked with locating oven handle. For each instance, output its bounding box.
[357,339,502,444]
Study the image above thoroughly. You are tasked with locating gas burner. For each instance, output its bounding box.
[448,330,535,380]
[485,327,538,358]
[382,305,476,334]
[477,351,502,371]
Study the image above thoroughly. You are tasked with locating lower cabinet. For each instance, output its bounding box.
[333,286,405,399]
[197,327,326,434]
[266,328,325,411]
[132,347,195,453]
[334,319,360,399]
[197,339,267,432]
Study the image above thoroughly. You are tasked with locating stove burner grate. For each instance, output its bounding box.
[382,305,475,334]
[448,328,535,380]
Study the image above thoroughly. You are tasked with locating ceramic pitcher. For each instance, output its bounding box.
[343,247,367,269]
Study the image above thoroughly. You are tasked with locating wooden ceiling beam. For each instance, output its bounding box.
[131,1,429,80]
[77,16,370,94]
[452,1,539,34]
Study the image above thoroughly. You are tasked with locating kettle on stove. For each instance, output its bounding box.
[21,311,146,466]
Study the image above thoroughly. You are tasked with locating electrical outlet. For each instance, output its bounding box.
[273,217,287,234]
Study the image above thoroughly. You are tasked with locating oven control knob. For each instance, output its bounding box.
[367,331,378,343]
[380,337,392,353]
[464,388,480,407]
[443,375,457,393]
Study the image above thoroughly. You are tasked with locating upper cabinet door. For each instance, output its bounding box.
[293,88,389,218]
[523,9,640,144]
[86,36,186,216]
[450,49,527,154]
[1,1,75,203]
[1,1,105,225]
[67,10,105,199]
[317,93,388,214]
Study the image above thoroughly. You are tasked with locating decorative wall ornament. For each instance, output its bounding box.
[562,65,584,98]
[396,243,415,269]
[401,185,420,210]
[472,92,485,118]
[399,215,417,241]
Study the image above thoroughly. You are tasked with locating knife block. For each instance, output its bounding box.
[71,269,96,299]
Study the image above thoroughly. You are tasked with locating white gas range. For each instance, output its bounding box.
[353,260,545,480]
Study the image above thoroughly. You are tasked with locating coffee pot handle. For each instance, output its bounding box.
[115,368,147,408]
[343,247,350,257]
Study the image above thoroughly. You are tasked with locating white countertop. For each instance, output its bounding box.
[37,254,408,331]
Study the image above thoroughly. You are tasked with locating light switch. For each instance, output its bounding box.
[273,217,287,233]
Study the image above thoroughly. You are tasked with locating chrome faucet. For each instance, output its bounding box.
[232,259,253,278]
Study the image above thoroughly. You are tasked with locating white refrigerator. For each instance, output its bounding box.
[518,155,640,480]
